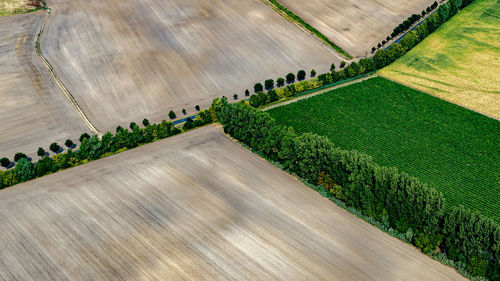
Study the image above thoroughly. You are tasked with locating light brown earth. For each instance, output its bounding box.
[0,12,89,163]
[41,0,339,132]
[0,125,465,280]
[277,0,436,57]
[0,0,39,16]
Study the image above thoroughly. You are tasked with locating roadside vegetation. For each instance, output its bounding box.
[212,98,499,280]
[380,0,500,119]
[0,0,45,17]
[268,77,500,223]
[265,0,352,59]
[0,111,212,189]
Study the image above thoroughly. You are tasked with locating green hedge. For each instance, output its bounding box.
[212,99,499,280]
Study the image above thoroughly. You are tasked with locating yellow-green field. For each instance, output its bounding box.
[380,0,500,119]
[0,0,40,16]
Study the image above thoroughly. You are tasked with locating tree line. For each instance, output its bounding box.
[247,0,477,109]
[0,111,212,189]
[211,98,499,280]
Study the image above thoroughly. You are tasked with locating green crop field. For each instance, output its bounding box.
[267,77,500,222]
[380,0,500,119]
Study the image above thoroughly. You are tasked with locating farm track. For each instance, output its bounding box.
[35,9,101,136]
[0,125,466,280]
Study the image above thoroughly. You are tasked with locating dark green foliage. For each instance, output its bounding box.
[129,122,138,130]
[169,110,176,120]
[233,93,238,100]
[35,157,57,177]
[276,77,285,87]
[14,158,34,183]
[268,77,499,222]
[182,108,187,115]
[79,135,103,160]
[286,73,295,84]
[37,147,46,157]
[142,118,150,127]
[310,69,316,77]
[65,139,74,148]
[330,63,335,71]
[254,82,263,93]
[244,90,250,97]
[0,157,10,168]
[183,118,194,130]
[264,79,274,90]
[49,142,61,153]
[340,61,346,68]
[297,70,306,81]
[79,133,90,142]
[195,105,201,111]
[14,152,27,162]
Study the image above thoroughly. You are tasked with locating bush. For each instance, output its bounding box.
[142,118,150,126]
[233,93,238,100]
[297,70,306,81]
[276,77,285,87]
[195,105,201,111]
[14,158,34,183]
[0,157,10,168]
[340,61,346,68]
[50,142,61,153]
[65,139,74,148]
[169,110,176,119]
[254,82,263,93]
[286,73,295,84]
[330,63,335,71]
[37,147,46,157]
[183,118,194,130]
[182,108,187,115]
[79,133,90,142]
[14,152,27,162]
[310,69,316,77]
[264,79,274,90]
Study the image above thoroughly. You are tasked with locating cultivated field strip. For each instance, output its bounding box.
[0,125,465,280]
[0,12,89,162]
[40,0,338,133]
[277,0,436,57]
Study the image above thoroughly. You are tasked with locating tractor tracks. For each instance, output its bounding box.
[35,9,101,136]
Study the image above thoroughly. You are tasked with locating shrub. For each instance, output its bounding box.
[142,118,150,127]
[297,70,306,81]
[254,82,263,93]
[182,108,187,115]
[14,158,34,183]
[276,77,285,87]
[183,118,194,130]
[0,157,10,168]
[286,73,295,84]
[330,63,335,71]
[14,152,27,162]
[195,105,201,111]
[79,133,90,142]
[310,69,316,77]
[169,110,176,119]
[37,147,46,157]
[340,61,346,68]
[264,79,274,90]
[233,93,238,100]
[50,142,61,153]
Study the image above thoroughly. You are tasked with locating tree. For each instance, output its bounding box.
[310,69,316,77]
[297,70,306,81]
[37,147,46,157]
[245,89,250,97]
[377,43,382,48]
[386,36,391,41]
[64,139,73,148]
[79,133,90,142]
[276,77,285,87]
[142,118,150,126]
[169,110,176,119]
[340,61,346,68]
[264,79,274,90]
[129,122,138,130]
[183,118,194,130]
[286,73,295,84]
[182,108,187,115]
[14,152,27,162]
[330,63,336,71]
[382,40,386,45]
[249,94,261,108]
[0,157,10,168]
[268,90,279,103]
[233,93,238,100]
[50,142,61,153]
[254,82,263,93]
[195,105,201,111]
[14,158,34,183]
[372,47,376,53]
[35,157,57,177]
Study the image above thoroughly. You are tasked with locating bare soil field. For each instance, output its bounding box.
[0,0,41,16]
[41,0,338,133]
[0,125,464,280]
[277,0,436,57]
[0,12,89,163]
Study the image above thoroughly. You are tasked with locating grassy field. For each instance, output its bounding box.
[0,125,464,280]
[0,0,42,16]
[380,0,500,119]
[268,77,500,222]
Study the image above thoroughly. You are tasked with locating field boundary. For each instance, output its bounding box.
[34,9,101,136]
[261,0,352,60]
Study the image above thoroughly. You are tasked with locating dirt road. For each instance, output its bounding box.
[0,125,465,280]
[0,12,89,162]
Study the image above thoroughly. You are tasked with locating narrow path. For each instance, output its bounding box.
[263,74,377,111]
[34,9,101,136]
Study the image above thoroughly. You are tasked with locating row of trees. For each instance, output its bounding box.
[245,0,477,109]
[0,111,212,189]
[211,98,499,280]
[253,69,314,94]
